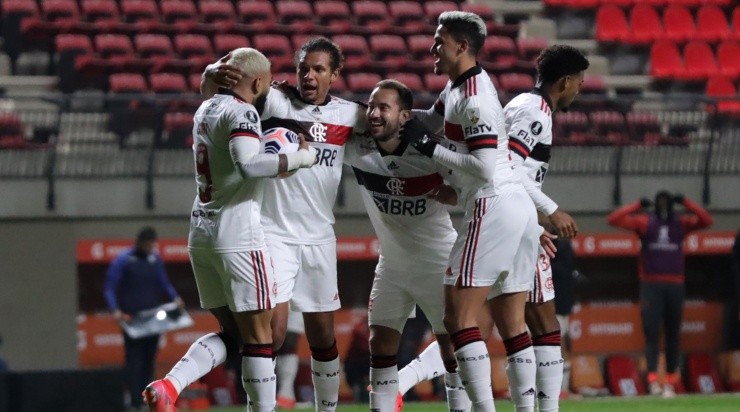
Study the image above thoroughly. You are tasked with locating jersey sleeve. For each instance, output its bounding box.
[223,104,282,178]
[224,104,261,141]
[506,104,550,159]
[260,88,290,121]
[458,93,500,152]
[412,88,447,134]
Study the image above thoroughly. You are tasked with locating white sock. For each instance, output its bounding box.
[506,346,536,412]
[534,345,563,412]
[166,333,227,394]
[277,353,299,399]
[398,340,445,395]
[445,371,472,412]
[561,360,571,393]
[242,355,277,412]
[311,357,340,411]
[454,341,495,412]
[370,366,399,412]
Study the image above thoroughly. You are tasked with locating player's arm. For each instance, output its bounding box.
[607,201,649,234]
[201,54,242,98]
[677,195,713,233]
[411,92,446,133]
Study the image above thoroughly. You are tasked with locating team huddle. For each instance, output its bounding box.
[142,11,590,412]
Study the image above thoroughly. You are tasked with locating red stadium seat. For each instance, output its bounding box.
[706,76,740,114]
[590,111,627,145]
[149,72,187,94]
[160,0,198,33]
[650,40,687,80]
[174,34,213,60]
[198,0,236,33]
[109,72,148,93]
[424,73,448,93]
[717,41,740,79]
[580,75,607,95]
[346,73,382,94]
[553,111,590,146]
[696,5,731,43]
[423,1,458,24]
[626,112,661,144]
[275,0,314,34]
[629,5,664,45]
[252,35,293,72]
[236,1,276,32]
[163,112,194,148]
[369,34,407,71]
[2,0,39,24]
[314,1,352,34]
[499,73,535,95]
[482,36,518,70]
[516,37,548,62]
[134,33,173,58]
[683,40,719,80]
[332,35,371,72]
[605,355,646,396]
[734,7,740,41]
[600,0,633,6]
[80,0,122,33]
[0,113,27,149]
[213,34,249,58]
[188,73,202,93]
[56,34,94,56]
[686,353,725,393]
[407,35,431,58]
[120,0,160,32]
[331,76,348,94]
[352,2,390,34]
[388,1,429,34]
[460,3,496,33]
[95,33,134,60]
[386,72,424,92]
[596,5,629,43]
[663,4,696,43]
[290,34,316,51]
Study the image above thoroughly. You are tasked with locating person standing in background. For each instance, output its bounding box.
[550,237,578,397]
[104,226,183,411]
[607,192,712,398]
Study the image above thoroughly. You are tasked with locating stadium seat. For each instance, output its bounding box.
[705,76,740,114]
[626,112,661,144]
[95,33,135,63]
[369,34,408,71]
[163,112,194,148]
[108,73,148,93]
[40,0,81,30]
[80,0,120,33]
[600,0,633,6]
[482,36,518,71]
[119,0,161,33]
[213,34,249,58]
[275,0,314,34]
[174,34,213,61]
[0,114,27,149]
[629,4,664,45]
[662,4,696,43]
[134,33,173,58]
[423,1,459,24]
[423,73,448,93]
[516,37,549,62]
[580,75,607,95]
[352,1,390,34]
[56,34,94,56]
[198,0,236,33]
[403,34,435,74]
[314,1,352,34]
[605,355,646,396]
[734,7,740,41]
[590,111,627,145]
[717,41,740,79]
[386,72,424,92]
[236,1,276,33]
[696,5,732,43]
[252,35,293,72]
[388,1,429,34]
[332,35,371,72]
[499,73,535,95]
[188,73,201,93]
[460,3,496,33]
[650,40,687,80]
[331,76,348,94]
[595,5,630,43]
[149,73,187,94]
[346,73,382,94]
[685,352,724,393]
[570,355,606,394]
[683,40,719,80]
[291,34,319,51]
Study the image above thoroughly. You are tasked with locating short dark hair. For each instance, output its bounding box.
[296,37,344,71]
[375,79,413,111]
[438,11,487,56]
[137,227,157,242]
[536,45,590,85]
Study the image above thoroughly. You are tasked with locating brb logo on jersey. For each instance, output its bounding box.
[386,178,405,196]
[309,122,327,142]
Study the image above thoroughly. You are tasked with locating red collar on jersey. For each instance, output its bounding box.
[530,87,554,112]
[451,65,483,89]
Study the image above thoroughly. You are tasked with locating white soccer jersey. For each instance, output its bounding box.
[344,135,457,273]
[432,66,521,210]
[188,92,266,252]
[260,88,367,244]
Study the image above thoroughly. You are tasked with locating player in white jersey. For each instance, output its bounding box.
[202,37,367,412]
[398,12,546,412]
[343,79,472,412]
[504,45,589,412]
[143,48,317,412]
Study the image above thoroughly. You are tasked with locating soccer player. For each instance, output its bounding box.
[504,45,589,411]
[400,12,543,412]
[608,192,712,398]
[143,47,317,412]
[202,37,367,412]
[343,79,471,412]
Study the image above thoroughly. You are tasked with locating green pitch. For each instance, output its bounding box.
[207,393,739,411]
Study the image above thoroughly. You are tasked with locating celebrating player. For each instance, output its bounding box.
[203,37,367,412]
[143,47,317,412]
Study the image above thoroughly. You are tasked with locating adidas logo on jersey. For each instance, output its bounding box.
[387,161,399,170]
[312,106,321,115]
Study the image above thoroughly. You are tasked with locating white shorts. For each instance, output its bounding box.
[189,247,275,312]
[368,265,446,334]
[286,309,305,333]
[527,245,555,303]
[268,237,340,312]
[444,191,540,299]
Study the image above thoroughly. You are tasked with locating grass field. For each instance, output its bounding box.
[205,393,740,411]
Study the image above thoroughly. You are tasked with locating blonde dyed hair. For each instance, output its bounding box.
[226,47,271,78]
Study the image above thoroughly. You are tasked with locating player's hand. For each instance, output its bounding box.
[548,208,578,239]
[427,184,458,206]
[539,230,558,258]
[297,133,318,167]
[640,197,652,208]
[205,53,242,88]
[399,117,437,157]
[271,79,298,98]
[673,193,684,204]
[113,310,131,323]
